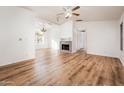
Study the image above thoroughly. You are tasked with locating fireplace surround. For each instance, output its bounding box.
[60,41,72,52]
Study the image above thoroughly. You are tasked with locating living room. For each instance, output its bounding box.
[0,6,124,86]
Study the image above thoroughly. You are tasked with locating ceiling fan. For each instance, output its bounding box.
[57,6,80,19]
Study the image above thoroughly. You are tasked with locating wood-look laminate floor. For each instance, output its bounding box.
[0,48,124,86]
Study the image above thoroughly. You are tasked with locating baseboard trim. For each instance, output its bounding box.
[0,58,35,69]
[87,51,118,58]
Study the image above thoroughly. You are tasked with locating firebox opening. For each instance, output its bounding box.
[62,44,69,50]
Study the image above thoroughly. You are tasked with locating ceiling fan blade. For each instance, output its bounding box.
[65,16,69,19]
[72,13,80,16]
[72,6,80,11]
[57,13,64,15]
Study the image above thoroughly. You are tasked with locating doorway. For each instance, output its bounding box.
[78,30,87,52]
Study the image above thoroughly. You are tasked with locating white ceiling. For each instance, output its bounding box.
[26,6,124,24]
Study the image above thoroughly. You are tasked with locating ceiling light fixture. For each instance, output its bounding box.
[40,24,47,32]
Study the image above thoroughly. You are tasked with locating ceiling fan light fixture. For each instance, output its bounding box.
[65,12,72,18]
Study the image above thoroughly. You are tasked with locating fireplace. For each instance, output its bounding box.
[60,41,72,52]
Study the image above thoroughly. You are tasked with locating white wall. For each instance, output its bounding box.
[84,21,119,57]
[60,20,73,39]
[0,7,35,66]
[72,22,78,52]
[119,12,124,65]
[48,25,60,50]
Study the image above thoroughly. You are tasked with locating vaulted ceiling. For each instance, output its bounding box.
[24,6,124,24]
